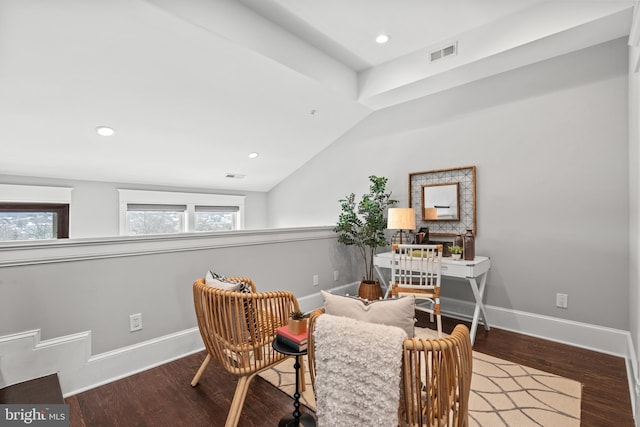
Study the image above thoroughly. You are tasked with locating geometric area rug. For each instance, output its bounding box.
[258,327,582,427]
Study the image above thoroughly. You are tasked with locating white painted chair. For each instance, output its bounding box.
[390,244,443,337]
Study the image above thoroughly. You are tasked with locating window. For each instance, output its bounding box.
[118,190,245,235]
[0,184,72,241]
[194,205,239,232]
[0,203,70,241]
[126,204,186,235]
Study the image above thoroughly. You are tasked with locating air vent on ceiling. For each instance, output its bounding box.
[430,42,458,62]
[225,173,246,179]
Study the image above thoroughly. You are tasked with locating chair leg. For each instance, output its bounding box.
[225,373,257,427]
[436,314,443,338]
[298,356,306,392]
[191,353,211,387]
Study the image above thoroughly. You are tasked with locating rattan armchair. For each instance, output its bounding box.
[400,324,473,427]
[307,308,472,427]
[191,277,301,427]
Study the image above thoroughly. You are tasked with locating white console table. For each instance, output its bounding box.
[373,252,491,345]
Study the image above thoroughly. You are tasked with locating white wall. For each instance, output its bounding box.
[0,175,269,237]
[269,38,630,330]
[629,34,640,419]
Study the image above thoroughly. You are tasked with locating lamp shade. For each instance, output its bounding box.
[387,208,416,230]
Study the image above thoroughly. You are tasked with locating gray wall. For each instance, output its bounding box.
[0,175,269,237]
[269,38,630,330]
[0,232,349,354]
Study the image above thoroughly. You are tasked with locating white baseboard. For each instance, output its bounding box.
[0,288,637,420]
[0,327,204,397]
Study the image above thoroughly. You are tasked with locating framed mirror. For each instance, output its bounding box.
[422,183,459,221]
[409,166,476,237]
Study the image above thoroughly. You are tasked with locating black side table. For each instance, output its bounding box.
[271,339,316,427]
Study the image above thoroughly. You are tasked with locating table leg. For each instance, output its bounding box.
[375,265,392,298]
[278,355,315,427]
[468,272,490,345]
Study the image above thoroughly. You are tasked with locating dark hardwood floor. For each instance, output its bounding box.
[64,314,635,426]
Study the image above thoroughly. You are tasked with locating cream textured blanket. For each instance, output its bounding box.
[313,313,408,427]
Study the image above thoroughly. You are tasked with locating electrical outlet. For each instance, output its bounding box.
[333,270,339,281]
[130,313,142,332]
[313,275,319,286]
[556,293,568,309]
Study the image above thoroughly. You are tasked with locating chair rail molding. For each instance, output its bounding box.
[0,226,335,267]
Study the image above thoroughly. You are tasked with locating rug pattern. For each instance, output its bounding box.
[259,328,581,427]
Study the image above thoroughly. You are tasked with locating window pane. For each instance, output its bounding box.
[127,210,185,235]
[0,211,56,240]
[195,211,236,232]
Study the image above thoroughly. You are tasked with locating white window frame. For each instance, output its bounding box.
[118,189,245,235]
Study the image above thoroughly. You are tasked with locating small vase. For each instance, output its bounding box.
[463,229,475,261]
[288,318,307,335]
[451,254,461,260]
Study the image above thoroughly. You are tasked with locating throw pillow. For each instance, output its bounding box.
[321,290,416,337]
[205,270,257,338]
[205,270,243,291]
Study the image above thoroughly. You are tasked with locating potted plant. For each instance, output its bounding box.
[450,245,463,260]
[288,310,307,334]
[334,175,398,299]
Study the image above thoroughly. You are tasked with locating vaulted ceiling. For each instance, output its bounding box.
[0,0,634,191]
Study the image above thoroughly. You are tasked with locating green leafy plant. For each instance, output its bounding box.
[289,310,306,320]
[450,245,463,255]
[334,175,397,282]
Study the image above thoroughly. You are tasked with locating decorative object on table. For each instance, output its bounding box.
[387,207,416,245]
[276,325,308,351]
[463,229,475,261]
[334,175,397,300]
[455,233,464,248]
[409,166,476,237]
[287,310,308,335]
[413,226,429,244]
[450,245,463,260]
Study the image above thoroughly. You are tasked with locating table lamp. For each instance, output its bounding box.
[387,208,416,245]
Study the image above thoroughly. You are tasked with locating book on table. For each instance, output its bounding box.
[276,325,308,351]
[276,334,308,351]
[276,325,308,344]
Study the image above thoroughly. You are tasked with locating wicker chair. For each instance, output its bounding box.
[307,308,472,427]
[191,277,301,427]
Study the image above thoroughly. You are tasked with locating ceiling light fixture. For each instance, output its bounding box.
[95,126,115,136]
[375,34,390,44]
[248,152,259,159]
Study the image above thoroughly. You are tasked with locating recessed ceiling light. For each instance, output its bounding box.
[95,126,114,136]
[376,34,390,44]
[248,152,259,159]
